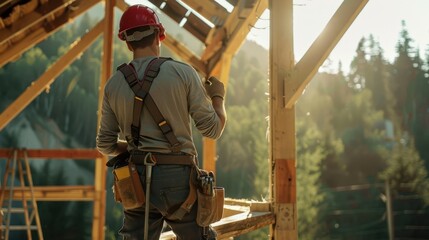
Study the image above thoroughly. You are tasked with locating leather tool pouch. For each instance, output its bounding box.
[113,162,145,210]
[196,170,224,227]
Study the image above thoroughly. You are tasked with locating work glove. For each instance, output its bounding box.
[204,76,225,100]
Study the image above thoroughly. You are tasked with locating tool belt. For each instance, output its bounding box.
[107,151,195,167]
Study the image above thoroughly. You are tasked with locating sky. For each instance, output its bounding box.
[247,0,429,72]
[125,0,429,73]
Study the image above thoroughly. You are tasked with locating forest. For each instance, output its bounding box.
[0,9,429,240]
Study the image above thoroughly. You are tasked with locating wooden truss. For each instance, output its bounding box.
[0,0,368,239]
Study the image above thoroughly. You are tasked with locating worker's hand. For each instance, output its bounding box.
[204,76,225,100]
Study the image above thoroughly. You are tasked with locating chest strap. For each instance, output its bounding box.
[117,57,181,153]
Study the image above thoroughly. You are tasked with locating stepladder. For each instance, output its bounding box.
[0,149,43,240]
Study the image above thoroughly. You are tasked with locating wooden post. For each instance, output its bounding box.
[385,180,394,240]
[203,53,232,173]
[93,0,115,239]
[269,0,297,239]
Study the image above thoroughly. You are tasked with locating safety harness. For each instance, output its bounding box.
[114,57,198,223]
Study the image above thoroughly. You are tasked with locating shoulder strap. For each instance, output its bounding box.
[117,57,181,153]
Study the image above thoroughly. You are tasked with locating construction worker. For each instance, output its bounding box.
[96,4,226,240]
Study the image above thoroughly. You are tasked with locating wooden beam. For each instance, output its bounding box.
[160,211,275,239]
[0,0,101,68]
[181,0,228,26]
[204,0,268,75]
[0,20,103,131]
[214,211,275,238]
[148,0,211,42]
[0,186,95,201]
[269,0,297,239]
[202,138,216,173]
[0,149,102,159]
[163,36,206,74]
[285,0,369,108]
[92,1,115,240]
[0,0,75,45]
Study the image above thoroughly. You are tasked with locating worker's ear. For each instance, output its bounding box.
[126,42,133,51]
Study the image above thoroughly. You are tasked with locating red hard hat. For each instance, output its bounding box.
[118,5,165,41]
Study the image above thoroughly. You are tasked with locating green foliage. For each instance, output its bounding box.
[296,121,327,239]
[379,141,429,205]
[217,48,269,200]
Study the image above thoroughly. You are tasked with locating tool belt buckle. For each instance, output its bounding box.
[143,152,156,166]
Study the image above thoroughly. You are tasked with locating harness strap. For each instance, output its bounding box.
[117,57,182,152]
[168,166,198,221]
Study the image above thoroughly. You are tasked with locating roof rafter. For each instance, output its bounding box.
[115,0,206,74]
[181,0,228,27]
[0,0,101,68]
[204,0,268,75]
[285,0,369,108]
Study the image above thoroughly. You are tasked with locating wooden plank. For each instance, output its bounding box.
[270,0,297,239]
[0,0,101,68]
[181,0,228,26]
[160,211,275,239]
[0,20,103,131]
[0,186,95,201]
[0,149,102,159]
[214,211,275,238]
[285,0,369,108]
[182,12,212,42]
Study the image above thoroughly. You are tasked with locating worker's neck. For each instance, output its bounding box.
[133,45,159,59]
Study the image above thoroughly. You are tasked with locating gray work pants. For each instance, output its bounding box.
[119,164,216,240]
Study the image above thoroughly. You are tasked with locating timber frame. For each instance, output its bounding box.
[0,0,368,239]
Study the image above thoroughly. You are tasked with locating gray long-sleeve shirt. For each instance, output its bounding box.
[96,56,223,156]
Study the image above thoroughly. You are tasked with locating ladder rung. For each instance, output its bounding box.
[1,208,32,213]
[0,225,39,230]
